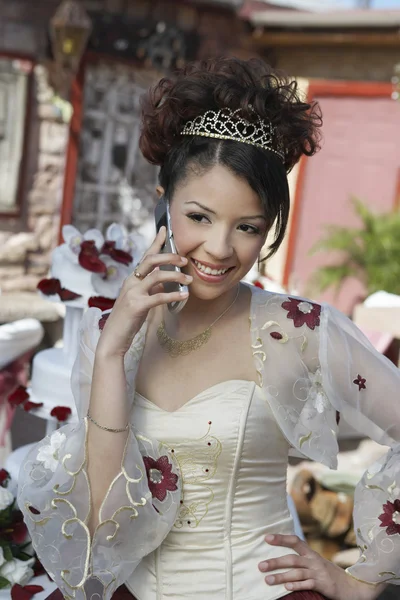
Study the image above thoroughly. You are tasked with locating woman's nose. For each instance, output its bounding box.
[203,229,234,261]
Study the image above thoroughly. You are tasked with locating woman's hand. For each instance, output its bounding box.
[258,534,384,600]
[96,226,192,359]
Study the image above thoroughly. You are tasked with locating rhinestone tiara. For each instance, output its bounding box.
[181,107,285,163]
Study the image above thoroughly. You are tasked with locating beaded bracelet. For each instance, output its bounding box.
[87,412,129,433]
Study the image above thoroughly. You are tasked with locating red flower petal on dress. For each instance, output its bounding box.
[378,499,400,536]
[143,455,178,502]
[28,505,41,515]
[37,278,62,296]
[98,313,110,331]
[88,296,115,311]
[11,584,44,600]
[353,374,367,391]
[281,298,321,330]
[253,280,264,289]
[0,468,10,485]
[270,332,283,340]
[23,401,44,412]
[8,385,29,406]
[79,241,107,274]
[58,288,82,301]
[50,406,72,421]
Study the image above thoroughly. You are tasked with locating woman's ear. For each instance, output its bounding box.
[156,186,165,199]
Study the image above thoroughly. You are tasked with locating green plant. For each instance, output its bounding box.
[310,198,400,297]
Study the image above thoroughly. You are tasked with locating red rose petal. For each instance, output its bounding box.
[79,242,107,274]
[23,401,44,412]
[58,288,82,301]
[11,584,44,600]
[109,248,133,265]
[50,406,72,421]
[99,313,110,331]
[0,468,10,484]
[11,520,28,544]
[8,385,29,406]
[88,296,115,311]
[253,280,264,289]
[37,278,62,296]
[100,241,116,256]
[23,586,44,594]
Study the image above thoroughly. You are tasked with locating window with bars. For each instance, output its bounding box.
[0,56,32,216]
[72,62,159,236]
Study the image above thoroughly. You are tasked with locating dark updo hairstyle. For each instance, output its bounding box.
[139,57,322,259]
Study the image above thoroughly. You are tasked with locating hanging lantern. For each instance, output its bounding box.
[50,0,92,76]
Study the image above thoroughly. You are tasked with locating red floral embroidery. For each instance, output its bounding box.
[99,313,110,331]
[353,374,366,391]
[143,455,178,502]
[8,385,29,406]
[37,278,62,296]
[0,468,10,486]
[88,296,115,311]
[11,584,44,600]
[270,331,283,340]
[28,505,41,515]
[282,298,321,330]
[23,401,44,412]
[78,241,107,274]
[50,406,72,422]
[378,499,400,536]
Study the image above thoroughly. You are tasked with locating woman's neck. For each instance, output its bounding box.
[162,284,242,339]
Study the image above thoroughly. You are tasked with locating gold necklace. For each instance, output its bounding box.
[157,285,240,358]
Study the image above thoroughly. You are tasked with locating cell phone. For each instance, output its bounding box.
[154,195,189,314]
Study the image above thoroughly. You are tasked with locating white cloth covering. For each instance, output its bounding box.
[17,285,400,598]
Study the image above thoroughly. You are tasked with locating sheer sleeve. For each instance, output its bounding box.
[319,303,400,586]
[17,308,181,599]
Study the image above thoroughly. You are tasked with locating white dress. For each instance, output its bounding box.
[17,285,400,600]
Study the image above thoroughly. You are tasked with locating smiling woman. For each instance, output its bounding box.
[17,57,400,600]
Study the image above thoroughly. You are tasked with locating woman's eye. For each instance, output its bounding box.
[238,224,260,235]
[187,213,210,224]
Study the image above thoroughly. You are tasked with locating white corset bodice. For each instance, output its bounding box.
[126,380,296,600]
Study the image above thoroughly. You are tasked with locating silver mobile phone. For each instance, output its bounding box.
[154,196,189,314]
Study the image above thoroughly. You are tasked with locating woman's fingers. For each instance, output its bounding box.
[264,568,312,586]
[259,554,309,573]
[137,252,187,279]
[144,268,192,293]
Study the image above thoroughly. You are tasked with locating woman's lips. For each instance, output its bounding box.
[190,259,235,284]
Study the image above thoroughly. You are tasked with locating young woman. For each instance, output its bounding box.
[19,58,400,600]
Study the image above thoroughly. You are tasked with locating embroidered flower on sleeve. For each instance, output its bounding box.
[143,455,178,502]
[36,431,66,472]
[281,298,321,330]
[378,499,400,536]
[353,374,367,391]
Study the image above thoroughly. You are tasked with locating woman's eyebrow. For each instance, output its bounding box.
[184,200,266,221]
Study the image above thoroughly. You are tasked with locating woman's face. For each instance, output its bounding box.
[166,164,270,301]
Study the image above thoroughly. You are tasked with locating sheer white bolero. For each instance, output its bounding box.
[18,285,400,598]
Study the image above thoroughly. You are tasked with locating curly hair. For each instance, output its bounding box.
[139,57,322,258]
